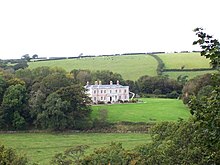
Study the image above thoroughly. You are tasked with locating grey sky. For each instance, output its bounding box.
[0,0,220,59]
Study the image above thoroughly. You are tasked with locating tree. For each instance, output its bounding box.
[36,85,92,130]
[32,54,38,59]
[0,75,6,104]
[55,85,92,130]
[92,70,125,85]
[37,93,70,131]
[0,84,29,130]
[21,54,31,62]
[193,27,220,70]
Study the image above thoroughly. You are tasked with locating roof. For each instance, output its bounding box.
[85,84,129,89]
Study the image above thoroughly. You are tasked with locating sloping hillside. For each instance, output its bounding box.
[28,53,215,80]
[156,53,216,79]
[28,55,158,80]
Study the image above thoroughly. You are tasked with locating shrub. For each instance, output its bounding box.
[97,101,105,104]
[166,91,179,98]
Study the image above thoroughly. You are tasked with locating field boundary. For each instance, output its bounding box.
[163,68,216,72]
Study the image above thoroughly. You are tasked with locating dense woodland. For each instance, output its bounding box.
[0,28,219,164]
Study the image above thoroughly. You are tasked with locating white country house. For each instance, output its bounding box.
[85,80,129,103]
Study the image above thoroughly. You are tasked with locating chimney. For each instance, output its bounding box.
[117,80,119,85]
[110,81,113,85]
[86,81,89,86]
[99,81,102,85]
[95,81,98,85]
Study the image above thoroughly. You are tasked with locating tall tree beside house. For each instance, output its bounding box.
[36,85,92,130]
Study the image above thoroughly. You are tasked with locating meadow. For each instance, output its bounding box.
[0,98,190,164]
[28,53,216,80]
[157,53,211,69]
[92,98,190,122]
[0,133,151,164]
[28,55,157,81]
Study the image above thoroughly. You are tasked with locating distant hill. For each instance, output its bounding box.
[28,53,216,81]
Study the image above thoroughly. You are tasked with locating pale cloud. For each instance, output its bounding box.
[0,0,220,59]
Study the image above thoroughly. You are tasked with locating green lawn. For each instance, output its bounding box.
[92,98,190,122]
[157,53,211,69]
[28,55,157,81]
[0,133,150,164]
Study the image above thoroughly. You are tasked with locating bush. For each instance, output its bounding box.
[166,91,180,98]
[153,89,162,95]
[0,144,31,165]
[97,101,105,104]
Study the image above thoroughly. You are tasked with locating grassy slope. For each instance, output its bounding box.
[0,133,150,164]
[156,53,215,79]
[157,53,211,69]
[28,55,157,81]
[92,98,190,122]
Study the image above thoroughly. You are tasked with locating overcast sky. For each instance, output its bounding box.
[0,0,220,59]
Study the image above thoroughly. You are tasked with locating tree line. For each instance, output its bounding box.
[0,66,185,131]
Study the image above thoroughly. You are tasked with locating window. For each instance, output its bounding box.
[101,97,103,100]
[94,97,96,101]
[101,90,103,93]
[110,90,112,93]
[119,96,121,100]
[94,90,96,94]
[115,90,117,93]
[125,95,127,99]
[124,89,126,93]
[104,90,106,93]
[119,89,121,93]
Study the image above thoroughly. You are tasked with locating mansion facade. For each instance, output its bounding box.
[85,81,129,103]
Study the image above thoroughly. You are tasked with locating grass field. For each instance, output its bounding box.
[0,98,190,164]
[92,98,190,122]
[28,55,157,81]
[157,53,211,69]
[0,133,151,164]
[155,53,215,79]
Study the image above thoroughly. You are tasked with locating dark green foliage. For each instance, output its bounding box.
[93,109,110,128]
[36,93,70,131]
[148,54,165,76]
[70,69,125,85]
[0,84,29,130]
[136,75,182,96]
[81,142,140,165]
[13,61,28,71]
[21,54,31,62]
[36,85,92,130]
[51,145,89,165]
[0,144,30,165]
[134,73,220,164]
[166,90,179,98]
[193,27,220,70]
[163,68,215,72]
[182,73,213,104]
[0,75,7,104]
[92,70,125,85]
